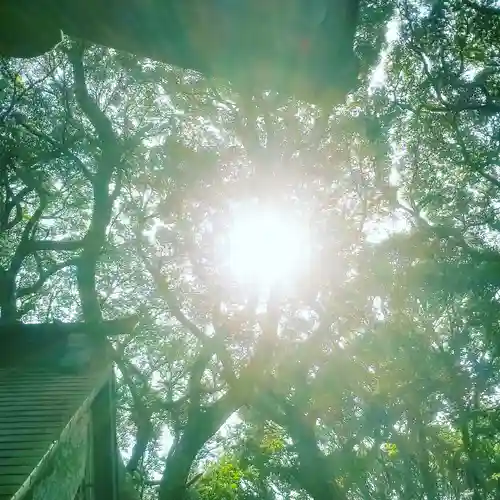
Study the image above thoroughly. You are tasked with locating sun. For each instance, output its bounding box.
[226,203,311,291]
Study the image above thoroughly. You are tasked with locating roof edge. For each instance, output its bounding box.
[11,366,112,500]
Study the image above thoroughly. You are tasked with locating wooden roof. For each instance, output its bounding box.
[0,365,110,500]
[0,317,137,500]
[0,0,360,102]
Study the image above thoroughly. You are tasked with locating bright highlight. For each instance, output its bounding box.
[227,205,310,290]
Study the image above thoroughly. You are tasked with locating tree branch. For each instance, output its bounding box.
[19,121,94,183]
[67,41,119,149]
[16,257,78,298]
[67,42,122,321]
[30,239,86,252]
[116,355,155,474]
[139,249,239,388]
[463,0,500,16]
[254,390,348,500]
[449,116,500,190]
[8,191,49,279]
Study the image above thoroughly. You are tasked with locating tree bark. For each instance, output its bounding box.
[255,390,347,500]
[158,392,239,500]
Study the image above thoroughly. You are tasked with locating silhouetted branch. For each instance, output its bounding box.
[19,121,93,182]
[16,257,78,298]
[463,0,500,16]
[31,239,86,252]
[117,356,155,474]
[68,42,118,149]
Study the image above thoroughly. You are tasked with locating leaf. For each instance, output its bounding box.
[14,73,23,88]
[383,442,398,458]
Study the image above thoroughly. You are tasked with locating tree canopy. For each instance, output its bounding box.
[1,1,500,499]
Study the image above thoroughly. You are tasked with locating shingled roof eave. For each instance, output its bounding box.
[6,365,111,500]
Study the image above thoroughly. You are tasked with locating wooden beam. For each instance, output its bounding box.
[91,371,119,500]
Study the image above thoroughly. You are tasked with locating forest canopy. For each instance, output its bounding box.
[1,1,500,499]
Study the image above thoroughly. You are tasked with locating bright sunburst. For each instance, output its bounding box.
[227,204,311,290]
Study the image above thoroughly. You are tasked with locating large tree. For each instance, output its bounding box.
[1,1,500,499]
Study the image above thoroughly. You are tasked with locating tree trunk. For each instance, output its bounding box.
[255,391,347,500]
[158,393,239,500]
[158,437,201,500]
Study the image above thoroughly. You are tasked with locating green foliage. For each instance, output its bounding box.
[2,2,500,500]
[196,456,257,500]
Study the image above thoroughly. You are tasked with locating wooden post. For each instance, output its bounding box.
[91,369,119,500]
